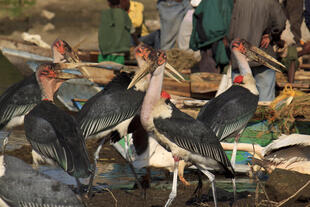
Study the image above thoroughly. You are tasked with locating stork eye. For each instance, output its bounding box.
[157,52,167,65]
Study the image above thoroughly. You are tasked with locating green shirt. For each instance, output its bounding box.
[98,8,132,56]
[189,0,233,65]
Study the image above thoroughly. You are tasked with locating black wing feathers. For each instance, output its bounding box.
[0,74,41,128]
[77,72,145,138]
[25,101,92,178]
[154,100,233,176]
[197,85,258,141]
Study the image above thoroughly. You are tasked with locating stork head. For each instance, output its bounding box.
[52,39,80,63]
[231,38,285,75]
[128,44,185,89]
[36,63,84,100]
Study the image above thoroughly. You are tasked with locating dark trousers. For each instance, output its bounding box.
[284,0,304,44]
[199,48,219,73]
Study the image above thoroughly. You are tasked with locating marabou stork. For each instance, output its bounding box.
[24,63,93,194]
[195,39,284,196]
[57,41,182,161]
[0,136,84,207]
[0,39,75,131]
[128,45,235,207]
[53,40,146,157]
[128,91,192,187]
[197,39,284,167]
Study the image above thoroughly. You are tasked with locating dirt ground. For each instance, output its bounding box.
[2,128,310,207]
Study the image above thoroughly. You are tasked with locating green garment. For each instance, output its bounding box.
[98,8,132,56]
[281,45,299,71]
[190,0,233,65]
[98,53,125,64]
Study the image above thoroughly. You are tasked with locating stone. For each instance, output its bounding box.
[265,168,310,202]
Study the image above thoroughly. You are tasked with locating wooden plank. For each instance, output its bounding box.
[190,72,222,93]
[82,67,115,85]
[300,64,310,69]
[162,78,191,97]
[277,81,309,88]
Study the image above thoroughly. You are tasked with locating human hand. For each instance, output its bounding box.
[299,41,310,56]
[223,36,229,48]
[260,34,270,48]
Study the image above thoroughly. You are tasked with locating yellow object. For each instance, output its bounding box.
[128,1,149,36]
[269,84,305,110]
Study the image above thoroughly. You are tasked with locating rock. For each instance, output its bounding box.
[41,9,55,20]
[43,23,55,32]
[265,168,310,202]
[21,32,50,49]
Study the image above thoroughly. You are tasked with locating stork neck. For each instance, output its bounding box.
[232,49,252,76]
[36,73,63,102]
[140,65,165,128]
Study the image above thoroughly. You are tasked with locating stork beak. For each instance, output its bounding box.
[165,63,186,82]
[127,65,151,89]
[237,39,285,72]
[127,63,185,89]
[53,63,84,79]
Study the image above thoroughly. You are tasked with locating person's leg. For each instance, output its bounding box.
[252,66,276,102]
[139,30,161,49]
[285,0,303,44]
[157,0,190,50]
[199,48,218,73]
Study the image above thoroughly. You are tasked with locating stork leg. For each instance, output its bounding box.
[75,178,84,195]
[230,132,242,201]
[94,138,107,165]
[193,170,203,200]
[165,157,179,207]
[197,165,217,207]
[122,134,144,196]
[230,137,239,169]
[87,166,96,198]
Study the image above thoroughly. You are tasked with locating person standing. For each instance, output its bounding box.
[157,0,191,50]
[229,0,286,101]
[190,0,233,73]
[98,0,132,64]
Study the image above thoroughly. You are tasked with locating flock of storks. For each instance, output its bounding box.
[0,39,283,207]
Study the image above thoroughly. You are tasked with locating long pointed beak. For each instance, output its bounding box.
[127,63,185,89]
[165,63,186,82]
[241,39,285,72]
[127,65,150,89]
[53,63,84,79]
[54,71,84,79]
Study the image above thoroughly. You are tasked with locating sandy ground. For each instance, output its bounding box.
[0,0,159,50]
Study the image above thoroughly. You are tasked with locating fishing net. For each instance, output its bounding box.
[256,84,310,135]
[166,48,199,72]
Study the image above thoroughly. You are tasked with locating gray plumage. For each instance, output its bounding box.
[197,85,258,141]
[77,72,145,140]
[0,74,41,129]
[154,100,234,177]
[0,155,84,207]
[24,101,92,178]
